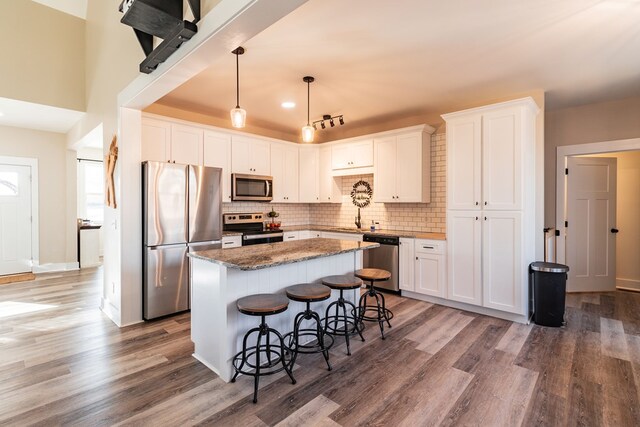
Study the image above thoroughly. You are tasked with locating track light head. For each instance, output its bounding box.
[339,116,344,125]
[312,123,317,130]
[329,118,335,127]
[321,121,326,129]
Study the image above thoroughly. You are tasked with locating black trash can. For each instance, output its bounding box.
[530,262,570,327]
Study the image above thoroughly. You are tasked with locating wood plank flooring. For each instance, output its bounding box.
[1,268,639,426]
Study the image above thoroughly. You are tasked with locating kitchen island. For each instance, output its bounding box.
[188,238,379,381]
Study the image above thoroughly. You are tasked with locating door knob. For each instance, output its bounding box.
[611,228,619,233]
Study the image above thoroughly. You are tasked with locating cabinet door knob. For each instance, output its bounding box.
[475,201,479,206]
[484,216,487,220]
[416,257,418,260]
[484,201,487,205]
[476,216,479,220]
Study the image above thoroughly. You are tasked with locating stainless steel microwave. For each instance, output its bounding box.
[231,173,273,201]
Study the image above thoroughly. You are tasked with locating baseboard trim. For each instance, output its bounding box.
[0,272,36,285]
[32,262,79,273]
[402,290,529,324]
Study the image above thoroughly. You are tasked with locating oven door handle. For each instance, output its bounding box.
[243,232,284,241]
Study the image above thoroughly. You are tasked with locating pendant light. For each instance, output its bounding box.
[230,47,246,128]
[302,76,315,143]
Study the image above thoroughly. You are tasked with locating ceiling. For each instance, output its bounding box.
[31,0,87,19]
[0,97,85,134]
[157,0,640,142]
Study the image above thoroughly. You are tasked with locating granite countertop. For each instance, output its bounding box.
[281,225,446,240]
[189,238,379,271]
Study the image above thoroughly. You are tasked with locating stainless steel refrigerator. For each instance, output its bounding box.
[142,161,222,320]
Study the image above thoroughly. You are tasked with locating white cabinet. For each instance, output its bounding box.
[141,118,171,162]
[299,230,321,239]
[373,130,430,203]
[283,231,299,242]
[231,136,271,175]
[447,211,482,305]
[319,146,341,203]
[171,124,203,165]
[482,211,523,314]
[414,240,446,298]
[321,231,363,241]
[331,140,374,171]
[203,130,232,202]
[443,97,538,317]
[221,235,241,248]
[399,238,415,291]
[271,143,299,203]
[445,106,524,211]
[299,147,320,203]
[141,118,203,165]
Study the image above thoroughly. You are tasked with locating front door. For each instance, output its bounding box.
[0,164,32,275]
[566,156,617,292]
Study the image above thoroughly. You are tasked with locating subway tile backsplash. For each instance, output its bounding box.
[223,133,446,233]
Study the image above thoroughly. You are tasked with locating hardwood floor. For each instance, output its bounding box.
[1,268,639,426]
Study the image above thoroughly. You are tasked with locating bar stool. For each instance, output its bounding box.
[231,293,296,404]
[322,274,366,355]
[355,268,394,339]
[283,283,334,371]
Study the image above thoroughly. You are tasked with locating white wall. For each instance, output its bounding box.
[0,125,75,265]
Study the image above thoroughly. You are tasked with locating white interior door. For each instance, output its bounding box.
[0,164,32,275]
[566,157,617,292]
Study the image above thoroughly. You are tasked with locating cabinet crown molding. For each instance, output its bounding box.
[440,96,540,121]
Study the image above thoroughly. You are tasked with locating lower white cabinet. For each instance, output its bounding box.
[221,235,241,248]
[283,231,299,242]
[321,232,363,242]
[299,230,322,239]
[447,211,482,306]
[414,240,446,298]
[399,238,415,291]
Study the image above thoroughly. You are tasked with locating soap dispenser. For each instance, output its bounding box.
[370,220,376,232]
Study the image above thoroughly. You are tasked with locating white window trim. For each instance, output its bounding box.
[0,156,39,269]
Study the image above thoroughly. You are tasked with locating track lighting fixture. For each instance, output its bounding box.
[230,47,246,128]
[302,76,315,143]
[312,114,345,131]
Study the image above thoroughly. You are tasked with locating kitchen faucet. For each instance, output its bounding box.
[355,208,362,229]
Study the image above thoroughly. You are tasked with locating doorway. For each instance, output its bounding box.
[556,138,640,292]
[0,157,39,275]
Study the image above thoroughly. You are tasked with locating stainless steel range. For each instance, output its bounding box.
[223,213,284,246]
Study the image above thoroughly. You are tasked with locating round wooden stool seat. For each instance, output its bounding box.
[285,283,331,303]
[355,268,391,282]
[237,293,289,316]
[322,274,363,290]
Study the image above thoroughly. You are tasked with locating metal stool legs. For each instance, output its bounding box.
[231,315,296,403]
[358,282,393,339]
[324,289,365,355]
[286,301,334,371]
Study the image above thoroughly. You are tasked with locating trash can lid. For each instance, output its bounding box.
[530,262,569,273]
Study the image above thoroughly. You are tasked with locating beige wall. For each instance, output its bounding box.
[545,95,640,226]
[0,125,73,265]
[0,1,85,111]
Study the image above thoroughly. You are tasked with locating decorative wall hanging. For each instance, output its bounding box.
[105,135,118,209]
[351,179,372,208]
[351,179,372,229]
[119,0,200,74]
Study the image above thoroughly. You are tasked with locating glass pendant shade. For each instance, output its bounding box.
[302,124,314,143]
[230,107,246,128]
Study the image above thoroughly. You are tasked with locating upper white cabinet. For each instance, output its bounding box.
[374,129,431,203]
[141,118,171,162]
[231,136,271,175]
[171,124,203,165]
[443,97,539,316]
[445,105,527,211]
[203,130,232,202]
[271,143,299,203]
[331,140,374,173]
[299,146,320,203]
[319,146,341,203]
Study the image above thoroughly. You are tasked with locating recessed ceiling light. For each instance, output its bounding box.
[281,101,296,109]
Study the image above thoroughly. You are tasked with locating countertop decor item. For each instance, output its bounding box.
[267,208,281,229]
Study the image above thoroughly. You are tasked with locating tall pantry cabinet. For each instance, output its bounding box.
[442,98,539,316]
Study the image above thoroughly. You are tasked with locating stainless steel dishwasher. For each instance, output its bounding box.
[362,234,399,292]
